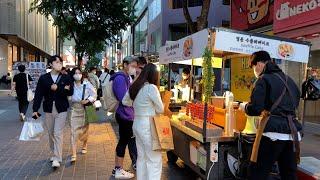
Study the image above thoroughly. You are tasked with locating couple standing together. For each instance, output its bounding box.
[32,55,164,180]
[111,56,164,180]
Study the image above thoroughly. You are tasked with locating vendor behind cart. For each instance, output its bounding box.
[239,50,302,180]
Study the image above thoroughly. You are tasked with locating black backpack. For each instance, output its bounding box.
[302,78,320,100]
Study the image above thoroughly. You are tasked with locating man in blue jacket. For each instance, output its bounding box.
[111,56,138,179]
[33,55,73,168]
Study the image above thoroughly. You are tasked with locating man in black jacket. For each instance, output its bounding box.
[239,51,302,180]
[33,55,73,168]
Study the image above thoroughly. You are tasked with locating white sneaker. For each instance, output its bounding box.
[52,160,60,168]
[81,149,87,154]
[70,156,77,162]
[20,113,25,121]
[114,168,134,179]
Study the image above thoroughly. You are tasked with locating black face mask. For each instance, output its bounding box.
[130,75,135,80]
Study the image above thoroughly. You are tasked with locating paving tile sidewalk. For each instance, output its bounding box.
[0,92,197,180]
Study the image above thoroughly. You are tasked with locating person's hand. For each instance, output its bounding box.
[81,100,89,105]
[64,85,70,90]
[239,102,248,112]
[32,112,40,120]
[51,84,58,91]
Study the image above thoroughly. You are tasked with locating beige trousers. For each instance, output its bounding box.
[44,103,68,162]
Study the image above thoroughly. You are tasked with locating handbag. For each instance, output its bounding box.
[82,84,98,123]
[150,115,174,151]
[26,73,34,102]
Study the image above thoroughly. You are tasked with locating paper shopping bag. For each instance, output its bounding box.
[152,115,174,151]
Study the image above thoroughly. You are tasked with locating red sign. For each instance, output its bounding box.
[231,0,274,30]
[274,0,320,33]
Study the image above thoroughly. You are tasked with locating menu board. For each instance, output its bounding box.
[13,62,46,92]
[231,57,256,102]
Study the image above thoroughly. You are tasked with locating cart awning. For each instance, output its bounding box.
[213,28,311,63]
[159,29,209,65]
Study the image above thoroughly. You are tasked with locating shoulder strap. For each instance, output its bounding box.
[82,84,86,100]
[55,74,62,84]
[273,73,296,109]
[26,73,30,90]
[270,74,288,113]
[102,73,108,83]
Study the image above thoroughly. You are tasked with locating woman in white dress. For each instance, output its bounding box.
[70,67,97,162]
[122,63,164,180]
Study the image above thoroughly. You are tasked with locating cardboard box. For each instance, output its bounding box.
[210,96,225,109]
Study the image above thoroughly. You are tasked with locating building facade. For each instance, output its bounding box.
[105,0,230,67]
[273,0,320,123]
[0,0,58,76]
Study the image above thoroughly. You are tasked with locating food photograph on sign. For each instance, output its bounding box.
[182,37,193,60]
[232,0,274,30]
[278,43,294,59]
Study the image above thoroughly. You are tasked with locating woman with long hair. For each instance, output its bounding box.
[69,67,97,162]
[122,63,164,180]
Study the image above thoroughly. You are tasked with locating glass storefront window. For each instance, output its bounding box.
[13,45,18,62]
[150,28,161,53]
[134,12,148,54]
[149,0,161,23]
[134,0,147,16]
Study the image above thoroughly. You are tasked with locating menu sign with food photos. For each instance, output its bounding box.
[28,62,46,92]
[214,30,310,63]
[159,29,209,64]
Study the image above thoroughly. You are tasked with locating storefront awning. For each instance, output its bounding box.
[0,34,52,59]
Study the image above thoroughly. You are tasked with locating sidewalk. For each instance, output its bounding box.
[0,92,197,180]
[0,91,319,179]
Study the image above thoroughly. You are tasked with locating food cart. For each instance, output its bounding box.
[159,27,310,179]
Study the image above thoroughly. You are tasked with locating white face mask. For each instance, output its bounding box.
[128,66,136,76]
[253,67,260,78]
[73,74,82,81]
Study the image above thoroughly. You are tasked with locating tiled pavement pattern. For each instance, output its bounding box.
[1,91,320,180]
[0,92,198,180]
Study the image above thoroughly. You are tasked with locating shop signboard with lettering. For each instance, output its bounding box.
[214,29,310,63]
[274,0,320,33]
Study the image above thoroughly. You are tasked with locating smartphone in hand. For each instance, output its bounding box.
[32,113,41,120]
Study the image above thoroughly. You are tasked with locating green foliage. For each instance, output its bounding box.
[85,56,101,71]
[202,48,215,103]
[30,0,135,57]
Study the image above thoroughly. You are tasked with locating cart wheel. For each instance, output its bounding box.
[167,151,178,163]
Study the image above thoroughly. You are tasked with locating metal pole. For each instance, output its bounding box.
[189,58,194,101]
[301,62,309,128]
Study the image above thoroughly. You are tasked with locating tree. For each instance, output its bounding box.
[30,0,135,65]
[182,0,211,33]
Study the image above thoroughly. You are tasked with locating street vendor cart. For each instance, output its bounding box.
[159,27,310,179]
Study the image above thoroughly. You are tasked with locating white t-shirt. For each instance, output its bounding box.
[51,74,59,83]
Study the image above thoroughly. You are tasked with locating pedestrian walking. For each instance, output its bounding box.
[32,55,74,168]
[99,68,110,107]
[110,56,138,179]
[239,51,302,180]
[69,67,97,162]
[12,65,33,121]
[88,67,100,91]
[122,63,164,180]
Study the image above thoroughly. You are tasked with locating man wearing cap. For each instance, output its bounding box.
[239,50,302,180]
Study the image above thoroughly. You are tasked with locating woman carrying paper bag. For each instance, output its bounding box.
[122,63,164,180]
